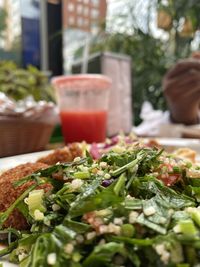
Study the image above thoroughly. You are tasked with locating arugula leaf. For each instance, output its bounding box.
[68,180,123,218]
[82,242,126,267]
[136,214,167,234]
[63,219,91,234]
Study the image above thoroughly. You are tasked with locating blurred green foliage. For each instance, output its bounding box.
[0,8,6,37]
[158,0,200,59]
[0,61,55,102]
[84,0,200,125]
[90,31,168,125]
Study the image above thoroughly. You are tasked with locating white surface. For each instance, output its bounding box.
[0,150,52,173]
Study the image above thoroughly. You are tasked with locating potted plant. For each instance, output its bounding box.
[0,61,58,157]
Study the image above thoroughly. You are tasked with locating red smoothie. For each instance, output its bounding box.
[60,110,107,143]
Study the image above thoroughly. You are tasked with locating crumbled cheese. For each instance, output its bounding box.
[81,166,89,172]
[34,209,44,221]
[86,231,96,240]
[98,239,106,245]
[104,173,111,179]
[92,163,98,168]
[107,223,121,235]
[47,253,57,265]
[64,243,74,254]
[73,157,81,162]
[154,244,170,264]
[186,169,200,178]
[143,207,156,216]
[52,204,60,211]
[105,138,112,145]
[114,218,123,225]
[100,161,107,168]
[99,222,121,235]
[112,145,125,153]
[97,170,104,176]
[71,179,83,190]
[126,194,135,199]
[18,252,28,262]
[129,211,139,224]
[168,209,174,216]
[161,251,170,264]
[173,224,181,233]
[76,234,84,244]
[99,225,108,234]
[186,207,197,213]
[63,175,68,180]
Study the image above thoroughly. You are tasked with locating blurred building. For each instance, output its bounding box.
[1,0,21,51]
[62,0,107,34]
[62,0,107,73]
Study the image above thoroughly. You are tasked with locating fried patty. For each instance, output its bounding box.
[0,144,83,230]
[37,143,83,165]
[0,162,50,230]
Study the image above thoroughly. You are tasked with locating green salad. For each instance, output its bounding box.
[1,140,200,267]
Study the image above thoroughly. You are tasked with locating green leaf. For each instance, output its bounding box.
[83,242,126,267]
[68,180,123,218]
[63,219,91,234]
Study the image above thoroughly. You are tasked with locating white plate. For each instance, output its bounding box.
[0,150,53,173]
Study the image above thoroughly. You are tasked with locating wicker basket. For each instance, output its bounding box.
[0,117,54,158]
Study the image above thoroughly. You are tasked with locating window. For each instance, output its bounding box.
[77,17,84,27]
[84,7,89,16]
[91,0,99,7]
[91,8,99,19]
[77,4,83,14]
[68,3,74,12]
[68,16,75,25]
[84,19,89,26]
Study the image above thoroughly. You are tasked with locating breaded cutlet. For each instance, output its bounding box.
[0,162,51,230]
[37,143,83,165]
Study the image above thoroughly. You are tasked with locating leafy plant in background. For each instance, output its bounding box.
[0,61,55,102]
[157,0,200,59]
[90,31,169,125]
[85,0,200,125]
[0,8,6,38]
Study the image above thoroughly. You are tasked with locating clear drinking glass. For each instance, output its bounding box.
[52,74,111,143]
